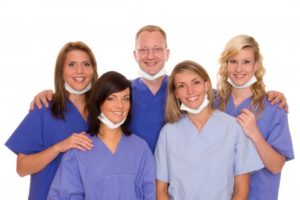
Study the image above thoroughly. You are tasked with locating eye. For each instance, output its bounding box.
[153,47,164,54]
[68,62,76,67]
[242,60,251,64]
[137,48,149,54]
[228,59,237,64]
[83,62,91,67]
[176,84,185,89]
[107,96,116,102]
[194,80,202,85]
[123,97,130,102]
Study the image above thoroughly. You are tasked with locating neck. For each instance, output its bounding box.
[141,75,164,94]
[188,107,213,131]
[98,125,122,139]
[231,87,253,107]
[69,94,87,120]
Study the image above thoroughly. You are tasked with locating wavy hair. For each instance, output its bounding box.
[217,35,266,116]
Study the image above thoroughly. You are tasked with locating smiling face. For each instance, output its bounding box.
[100,88,130,124]
[134,31,170,75]
[226,47,258,87]
[174,71,208,109]
[63,50,94,92]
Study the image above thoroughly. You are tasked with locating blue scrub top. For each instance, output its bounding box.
[48,134,156,200]
[224,95,294,200]
[5,101,88,200]
[155,110,263,199]
[130,76,168,153]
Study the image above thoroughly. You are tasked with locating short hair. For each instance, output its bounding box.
[87,71,132,136]
[135,25,168,48]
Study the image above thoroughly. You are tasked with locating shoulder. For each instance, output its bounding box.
[211,110,242,132]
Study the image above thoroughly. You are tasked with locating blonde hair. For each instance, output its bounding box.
[217,35,266,116]
[166,60,213,123]
[135,25,168,48]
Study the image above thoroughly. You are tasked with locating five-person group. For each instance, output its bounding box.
[5,25,294,200]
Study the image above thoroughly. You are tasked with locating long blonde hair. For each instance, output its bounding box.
[217,35,266,116]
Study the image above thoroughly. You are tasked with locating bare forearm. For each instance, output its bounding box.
[232,174,249,200]
[251,132,285,174]
[156,180,169,200]
[17,144,61,176]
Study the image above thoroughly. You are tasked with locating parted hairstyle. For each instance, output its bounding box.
[165,60,214,123]
[87,71,132,136]
[217,35,266,116]
[135,25,168,48]
[51,41,98,119]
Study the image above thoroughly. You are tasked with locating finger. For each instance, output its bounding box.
[34,96,43,109]
[40,95,49,107]
[47,90,53,101]
[29,101,35,111]
[270,95,281,105]
[267,91,275,101]
[278,97,286,108]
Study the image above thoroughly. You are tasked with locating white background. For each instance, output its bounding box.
[0,0,299,199]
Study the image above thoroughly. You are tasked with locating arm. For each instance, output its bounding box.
[236,109,286,174]
[266,90,288,112]
[29,89,54,111]
[17,132,93,176]
[156,180,169,200]
[232,173,250,200]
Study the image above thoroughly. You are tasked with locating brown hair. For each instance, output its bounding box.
[51,41,98,119]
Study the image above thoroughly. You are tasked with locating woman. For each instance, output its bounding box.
[155,60,263,199]
[216,34,294,200]
[5,41,97,200]
[48,71,156,200]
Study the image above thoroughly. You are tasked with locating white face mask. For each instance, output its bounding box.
[138,68,166,81]
[97,112,127,129]
[180,94,209,114]
[64,82,92,95]
[227,76,257,89]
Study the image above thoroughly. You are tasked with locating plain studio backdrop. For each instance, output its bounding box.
[1,0,299,199]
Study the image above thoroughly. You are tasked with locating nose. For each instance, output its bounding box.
[115,99,124,109]
[76,65,84,73]
[187,85,194,94]
[146,49,155,59]
[235,62,243,72]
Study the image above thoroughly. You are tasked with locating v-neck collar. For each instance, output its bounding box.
[96,134,124,156]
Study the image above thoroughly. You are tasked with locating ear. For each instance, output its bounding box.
[205,81,209,92]
[164,49,170,61]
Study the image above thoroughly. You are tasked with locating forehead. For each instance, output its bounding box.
[232,47,255,59]
[136,31,166,47]
[65,50,90,60]
[109,87,130,97]
[174,71,202,83]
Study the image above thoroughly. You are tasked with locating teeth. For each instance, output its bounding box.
[113,111,123,115]
[74,77,85,82]
[187,96,197,101]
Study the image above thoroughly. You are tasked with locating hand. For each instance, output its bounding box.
[266,90,288,112]
[236,109,261,140]
[55,132,93,153]
[29,89,54,111]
